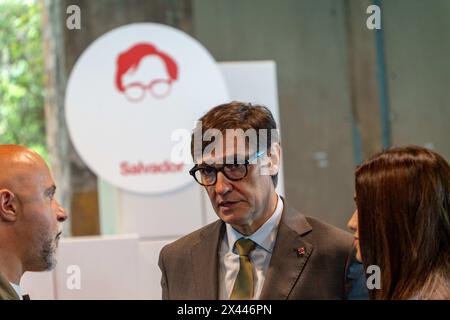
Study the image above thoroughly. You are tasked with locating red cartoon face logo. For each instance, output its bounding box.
[115,43,178,102]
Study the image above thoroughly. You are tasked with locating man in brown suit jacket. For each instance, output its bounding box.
[0,145,67,300]
[160,203,365,299]
[159,102,367,300]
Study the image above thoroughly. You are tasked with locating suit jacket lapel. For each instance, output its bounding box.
[191,220,225,299]
[0,271,20,300]
[260,204,314,299]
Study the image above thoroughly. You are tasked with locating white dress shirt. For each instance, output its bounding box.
[219,194,284,300]
[9,282,22,300]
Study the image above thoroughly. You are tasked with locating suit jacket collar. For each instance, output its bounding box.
[0,271,20,300]
[260,203,314,299]
[191,220,225,299]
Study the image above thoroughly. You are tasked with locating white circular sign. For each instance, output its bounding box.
[65,23,229,194]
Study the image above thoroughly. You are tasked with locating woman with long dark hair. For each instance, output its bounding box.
[347,145,450,299]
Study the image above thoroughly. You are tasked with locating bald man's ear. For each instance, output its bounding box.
[0,189,18,222]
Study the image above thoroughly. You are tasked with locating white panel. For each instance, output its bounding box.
[118,183,204,237]
[54,234,139,299]
[137,239,176,299]
[20,271,55,300]
[219,61,280,122]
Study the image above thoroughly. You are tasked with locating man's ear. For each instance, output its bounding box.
[0,189,18,222]
[267,143,281,175]
[259,143,281,177]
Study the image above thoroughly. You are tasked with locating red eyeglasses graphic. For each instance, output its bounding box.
[124,79,172,102]
[115,43,178,103]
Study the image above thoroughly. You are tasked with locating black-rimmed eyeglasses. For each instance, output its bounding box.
[189,151,265,186]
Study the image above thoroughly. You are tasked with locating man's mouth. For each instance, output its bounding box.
[218,200,240,208]
[56,232,62,240]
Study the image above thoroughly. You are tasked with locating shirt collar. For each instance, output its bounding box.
[225,193,284,253]
[9,282,22,300]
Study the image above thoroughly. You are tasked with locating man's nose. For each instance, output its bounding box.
[57,203,68,222]
[215,172,232,195]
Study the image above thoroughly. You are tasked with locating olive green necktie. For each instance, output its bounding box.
[230,238,256,300]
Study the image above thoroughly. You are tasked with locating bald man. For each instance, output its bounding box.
[0,145,67,300]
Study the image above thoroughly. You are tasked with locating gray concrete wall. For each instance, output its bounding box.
[383,0,450,160]
[192,0,356,229]
[191,0,450,229]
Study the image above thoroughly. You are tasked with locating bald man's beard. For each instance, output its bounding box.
[29,233,59,272]
[40,236,58,271]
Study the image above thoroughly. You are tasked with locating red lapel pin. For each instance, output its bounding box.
[296,247,306,256]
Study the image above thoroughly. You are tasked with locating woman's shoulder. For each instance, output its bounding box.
[415,273,450,300]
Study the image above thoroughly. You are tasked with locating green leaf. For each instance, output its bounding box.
[0,0,46,157]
